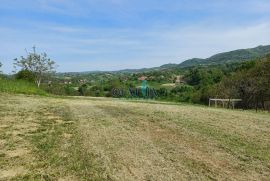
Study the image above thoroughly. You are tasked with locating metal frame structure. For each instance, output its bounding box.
[209,98,242,109]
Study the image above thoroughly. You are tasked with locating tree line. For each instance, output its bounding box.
[179,55,270,110]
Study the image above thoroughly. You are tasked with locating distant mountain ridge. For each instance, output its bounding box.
[59,45,270,74]
[178,45,270,68]
[116,45,270,73]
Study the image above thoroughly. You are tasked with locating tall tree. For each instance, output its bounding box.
[0,62,2,74]
[14,46,56,87]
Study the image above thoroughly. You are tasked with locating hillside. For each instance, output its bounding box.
[117,45,270,72]
[179,45,270,67]
[1,94,270,180]
[56,45,270,75]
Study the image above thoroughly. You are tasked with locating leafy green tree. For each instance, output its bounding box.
[157,87,168,97]
[209,68,224,83]
[185,68,216,88]
[185,68,201,86]
[78,84,88,96]
[169,85,194,102]
[14,46,56,87]
[64,85,73,95]
[15,69,35,82]
[211,54,270,109]
[248,55,270,110]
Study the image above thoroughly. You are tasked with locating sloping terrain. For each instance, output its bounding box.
[0,94,270,180]
[57,45,270,75]
[179,45,270,67]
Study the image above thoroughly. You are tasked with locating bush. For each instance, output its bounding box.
[15,69,35,82]
[41,84,79,96]
[78,84,88,96]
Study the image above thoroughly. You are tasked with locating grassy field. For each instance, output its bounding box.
[0,94,270,180]
[0,78,47,95]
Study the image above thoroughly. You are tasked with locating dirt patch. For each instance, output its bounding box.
[6,148,30,158]
[0,139,6,147]
[47,115,61,120]
[13,122,38,131]
[43,112,54,116]
[58,176,79,181]
[0,124,9,129]
[10,130,25,138]
[55,119,64,124]
[63,133,72,139]
[0,167,27,179]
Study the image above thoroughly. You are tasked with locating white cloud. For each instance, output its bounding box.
[1,20,270,73]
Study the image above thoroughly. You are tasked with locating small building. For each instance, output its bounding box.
[138,76,147,81]
[79,79,87,84]
[175,75,184,84]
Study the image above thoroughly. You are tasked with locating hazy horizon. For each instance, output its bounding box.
[1,0,270,73]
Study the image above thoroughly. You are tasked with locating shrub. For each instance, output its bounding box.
[15,69,35,82]
[78,84,88,96]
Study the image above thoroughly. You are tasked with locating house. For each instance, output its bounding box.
[138,76,147,81]
[175,75,184,84]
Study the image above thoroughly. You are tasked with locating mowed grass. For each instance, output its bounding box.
[0,94,270,180]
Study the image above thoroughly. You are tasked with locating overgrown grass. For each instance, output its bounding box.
[0,78,47,95]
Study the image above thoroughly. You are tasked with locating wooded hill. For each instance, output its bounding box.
[107,45,270,73]
[179,45,270,68]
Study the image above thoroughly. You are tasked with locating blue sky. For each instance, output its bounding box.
[1,0,270,73]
